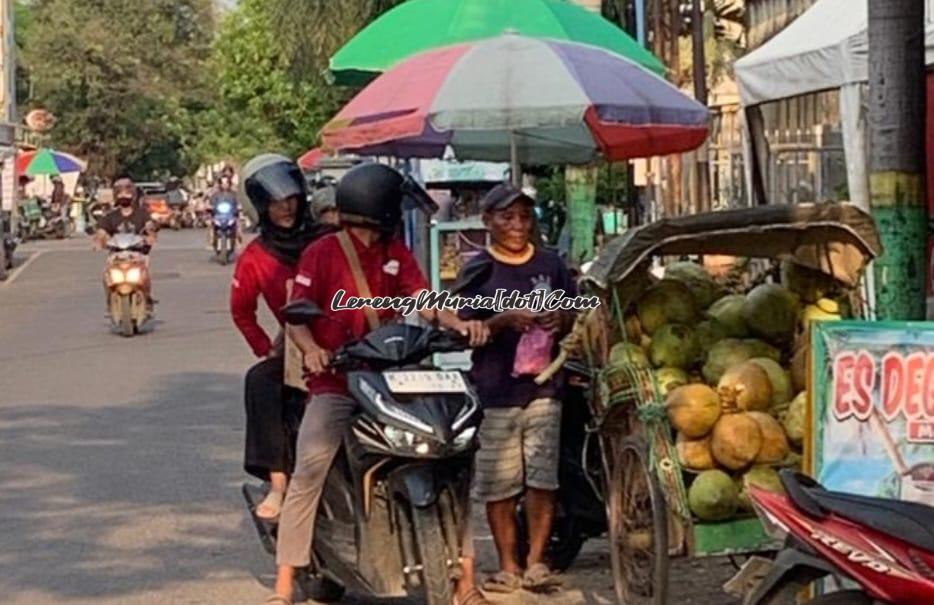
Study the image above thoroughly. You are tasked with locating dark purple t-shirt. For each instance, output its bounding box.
[456,247,576,409]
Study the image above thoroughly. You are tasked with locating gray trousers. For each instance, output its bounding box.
[275,392,476,567]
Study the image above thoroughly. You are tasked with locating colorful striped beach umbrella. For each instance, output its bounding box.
[322,34,709,167]
[16,148,87,177]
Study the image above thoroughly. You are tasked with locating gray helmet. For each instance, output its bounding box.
[309,186,337,221]
[239,153,308,229]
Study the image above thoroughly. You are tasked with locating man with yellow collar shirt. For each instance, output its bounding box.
[455,183,576,594]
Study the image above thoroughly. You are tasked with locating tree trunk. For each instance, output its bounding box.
[868,0,927,320]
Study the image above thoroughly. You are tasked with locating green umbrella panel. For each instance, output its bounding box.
[329,0,666,85]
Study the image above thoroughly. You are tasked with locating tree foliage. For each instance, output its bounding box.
[21,0,215,179]
[193,0,348,164]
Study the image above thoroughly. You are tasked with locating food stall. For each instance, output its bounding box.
[541,203,881,604]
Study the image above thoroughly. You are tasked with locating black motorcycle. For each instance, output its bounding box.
[211,200,238,265]
[516,360,607,571]
[243,300,482,605]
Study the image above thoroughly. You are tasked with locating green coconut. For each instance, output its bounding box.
[636,279,697,335]
[689,470,739,521]
[743,283,801,345]
[696,318,731,351]
[707,295,749,338]
[702,339,781,385]
[736,465,785,512]
[782,392,807,448]
[650,324,701,369]
[656,367,690,397]
[609,342,650,369]
[665,261,724,309]
[749,357,793,408]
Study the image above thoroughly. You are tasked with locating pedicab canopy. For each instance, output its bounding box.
[582,203,882,292]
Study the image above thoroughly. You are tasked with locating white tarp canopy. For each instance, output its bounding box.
[734,0,934,215]
[735,0,934,106]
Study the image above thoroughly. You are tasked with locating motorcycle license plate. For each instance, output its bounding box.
[383,371,466,394]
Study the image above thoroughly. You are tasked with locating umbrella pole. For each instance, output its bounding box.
[510,131,522,187]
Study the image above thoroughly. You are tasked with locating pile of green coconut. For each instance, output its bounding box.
[607,259,847,522]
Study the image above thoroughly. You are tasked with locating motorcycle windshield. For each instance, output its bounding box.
[341,324,465,367]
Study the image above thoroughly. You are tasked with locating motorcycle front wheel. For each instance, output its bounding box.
[410,505,455,605]
[218,236,228,266]
[119,295,134,337]
[296,572,345,603]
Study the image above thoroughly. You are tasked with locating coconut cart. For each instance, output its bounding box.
[535,203,882,605]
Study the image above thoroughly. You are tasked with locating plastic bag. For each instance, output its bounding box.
[512,326,555,377]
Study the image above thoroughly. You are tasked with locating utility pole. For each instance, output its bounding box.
[0,0,15,240]
[690,0,709,213]
[868,1,927,320]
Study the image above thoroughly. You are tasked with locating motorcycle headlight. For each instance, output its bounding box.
[109,268,125,284]
[125,267,142,284]
[452,426,477,451]
[383,425,437,456]
[217,202,232,214]
[358,379,434,435]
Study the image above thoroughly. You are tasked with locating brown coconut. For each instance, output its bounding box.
[791,342,808,393]
[666,384,722,438]
[711,413,763,470]
[747,411,791,464]
[676,433,716,471]
[718,361,773,413]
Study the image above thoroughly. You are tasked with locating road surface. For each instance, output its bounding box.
[0,231,738,605]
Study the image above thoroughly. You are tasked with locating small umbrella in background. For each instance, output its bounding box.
[329,0,666,85]
[322,34,709,180]
[297,147,327,171]
[16,148,87,176]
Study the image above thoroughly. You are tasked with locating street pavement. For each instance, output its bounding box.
[0,230,738,605]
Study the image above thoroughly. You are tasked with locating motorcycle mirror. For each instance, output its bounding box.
[449,257,494,296]
[282,299,324,325]
[400,176,439,216]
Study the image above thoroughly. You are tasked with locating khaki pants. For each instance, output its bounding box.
[276,392,476,567]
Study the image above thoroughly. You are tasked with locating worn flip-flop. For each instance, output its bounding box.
[455,587,493,605]
[522,562,563,593]
[256,490,285,521]
[263,595,291,605]
[482,570,523,593]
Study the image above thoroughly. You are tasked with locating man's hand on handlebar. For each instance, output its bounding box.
[303,344,332,375]
[448,317,490,348]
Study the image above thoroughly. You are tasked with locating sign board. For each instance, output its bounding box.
[811,321,934,505]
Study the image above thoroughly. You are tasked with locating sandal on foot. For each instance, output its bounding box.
[256,490,285,521]
[456,587,493,605]
[482,570,522,593]
[263,595,291,605]
[522,562,563,593]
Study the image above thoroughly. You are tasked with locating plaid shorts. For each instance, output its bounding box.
[472,398,562,502]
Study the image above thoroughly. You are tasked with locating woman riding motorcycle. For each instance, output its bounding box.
[266,163,492,605]
[230,154,337,521]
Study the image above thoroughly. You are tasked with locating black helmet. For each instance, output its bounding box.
[336,163,407,234]
[241,154,308,223]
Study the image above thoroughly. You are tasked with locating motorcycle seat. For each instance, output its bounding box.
[782,471,934,552]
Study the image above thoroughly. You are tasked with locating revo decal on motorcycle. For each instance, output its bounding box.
[801,519,913,579]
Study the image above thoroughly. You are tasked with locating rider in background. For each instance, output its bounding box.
[230,154,338,521]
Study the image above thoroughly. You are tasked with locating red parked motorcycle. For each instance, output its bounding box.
[730,470,934,605]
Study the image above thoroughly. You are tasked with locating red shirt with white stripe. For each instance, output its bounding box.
[290,231,428,395]
[230,240,295,357]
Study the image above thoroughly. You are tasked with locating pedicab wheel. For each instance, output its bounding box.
[606,436,669,605]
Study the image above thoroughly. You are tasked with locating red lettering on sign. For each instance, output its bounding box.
[908,421,934,443]
[881,352,906,422]
[833,351,876,421]
[905,352,926,419]
[925,356,934,418]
